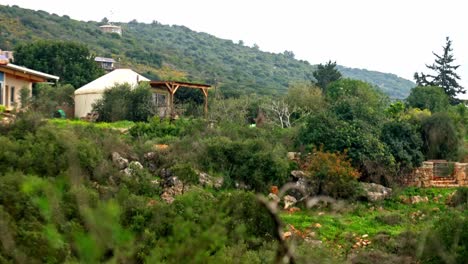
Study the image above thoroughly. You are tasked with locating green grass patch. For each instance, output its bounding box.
[281,187,457,250]
[48,119,135,129]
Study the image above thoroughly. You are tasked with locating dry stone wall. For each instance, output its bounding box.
[406,161,468,187]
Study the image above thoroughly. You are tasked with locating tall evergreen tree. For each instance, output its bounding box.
[414,37,464,103]
[312,60,342,91]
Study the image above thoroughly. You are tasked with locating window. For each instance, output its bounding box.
[153,93,167,107]
[10,86,15,105]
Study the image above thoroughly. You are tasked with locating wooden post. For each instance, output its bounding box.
[164,83,180,119]
[201,88,208,117]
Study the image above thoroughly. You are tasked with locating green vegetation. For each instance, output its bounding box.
[2,4,468,264]
[92,82,155,122]
[14,40,104,88]
[0,4,414,98]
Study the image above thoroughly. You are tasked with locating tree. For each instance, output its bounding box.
[380,120,424,176]
[406,86,449,113]
[14,40,104,88]
[326,79,387,125]
[414,37,464,103]
[100,17,109,24]
[312,60,342,91]
[421,112,461,160]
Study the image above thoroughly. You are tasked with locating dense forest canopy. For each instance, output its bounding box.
[0,4,414,97]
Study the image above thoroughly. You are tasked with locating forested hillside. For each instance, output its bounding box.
[0,4,414,97]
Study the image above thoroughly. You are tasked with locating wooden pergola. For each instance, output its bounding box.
[149,81,212,117]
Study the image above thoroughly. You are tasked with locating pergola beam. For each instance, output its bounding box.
[149,81,212,118]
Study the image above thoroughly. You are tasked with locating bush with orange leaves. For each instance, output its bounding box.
[305,149,363,199]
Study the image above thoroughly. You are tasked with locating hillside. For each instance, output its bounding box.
[0,4,414,98]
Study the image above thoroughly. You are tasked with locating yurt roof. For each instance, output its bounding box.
[75,69,149,95]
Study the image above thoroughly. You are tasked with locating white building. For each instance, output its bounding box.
[99,24,122,35]
[74,69,149,118]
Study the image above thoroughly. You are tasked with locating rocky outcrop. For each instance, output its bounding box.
[283,195,297,209]
[360,182,392,202]
[112,152,129,170]
[121,161,143,177]
[198,172,223,189]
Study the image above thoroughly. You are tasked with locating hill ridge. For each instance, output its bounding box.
[0,4,414,98]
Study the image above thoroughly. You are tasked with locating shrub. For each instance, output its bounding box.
[449,187,468,209]
[200,136,289,192]
[420,210,468,264]
[305,149,361,199]
[31,83,75,117]
[93,83,155,122]
[129,117,201,140]
[171,163,198,193]
[421,112,461,160]
[375,213,404,226]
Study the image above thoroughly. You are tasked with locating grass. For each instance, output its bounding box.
[48,118,135,129]
[281,187,458,251]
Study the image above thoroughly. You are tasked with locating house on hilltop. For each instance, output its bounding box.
[99,24,122,35]
[0,50,14,63]
[95,57,116,72]
[0,61,59,110]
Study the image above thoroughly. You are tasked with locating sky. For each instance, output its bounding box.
[1,0,467,93]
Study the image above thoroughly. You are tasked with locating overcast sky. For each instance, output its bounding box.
[2,0,467,90]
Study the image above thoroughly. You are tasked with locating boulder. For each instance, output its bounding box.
[161,179,184,204]
[213,177,224,189]
[197,171,224,189]
[291,170,308,180]
[121,161,143,177]
[410,195,429,204]
[112,152,129,170]
[268,193,280,203]
[287,152,299,160]
[283,195,297,209]
[360,182,392,202]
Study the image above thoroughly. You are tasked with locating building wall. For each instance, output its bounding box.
[405,161,468,187]
[1,72,32,110]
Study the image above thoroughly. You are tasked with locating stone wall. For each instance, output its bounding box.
[405,161,468,187]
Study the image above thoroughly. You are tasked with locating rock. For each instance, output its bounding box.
[287,152,299,160]
[288,207,301,213]
[283,231,292,240]
[198,172,213,187]
[235,181,249,190]
[213,177,224,189]
[304,238,322,246]
[161,179,184,204]
[121,161,143,177]
[147,199,157,206]
[153,144,169,151]
[112,152,129,170]
[151,179,160,186]
[360,182,392,202]
[283,195,297,209]
[410,195,429,204]
[291,170,308,179]
[270,185,279,195]
[161,192,175,204]
[197,171,224,189]
[268,193,280,203]
[144,152,157,160]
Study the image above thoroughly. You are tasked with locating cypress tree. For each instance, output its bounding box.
[414,37,465,103]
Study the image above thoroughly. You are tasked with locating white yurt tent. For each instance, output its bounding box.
[74,69,150,118]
